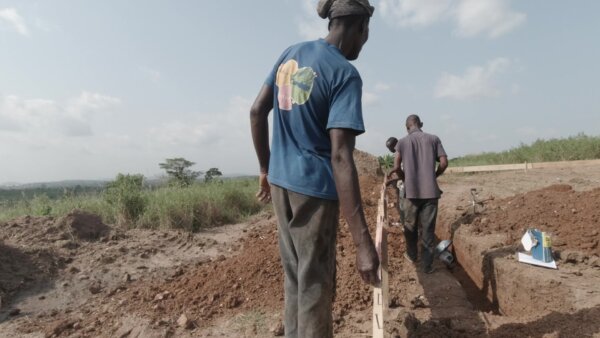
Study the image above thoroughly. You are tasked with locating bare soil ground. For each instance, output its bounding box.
[0,160,599,337]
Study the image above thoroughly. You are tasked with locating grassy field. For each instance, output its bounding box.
[0,178,263,231]
[450,133,600,167]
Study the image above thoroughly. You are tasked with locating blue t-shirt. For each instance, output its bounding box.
[265,39,365,200]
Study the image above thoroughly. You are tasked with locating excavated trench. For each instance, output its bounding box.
[451,263,499,314]
[436,197,600,321]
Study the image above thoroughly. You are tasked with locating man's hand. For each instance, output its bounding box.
[356,240,380,286]
[250,84,273,197]
[385,178,398,187]
[256,173,271,203]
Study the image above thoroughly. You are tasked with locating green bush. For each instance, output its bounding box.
[137,179,262,231]
[31,194,53,216]
[104,174,147,226]
[378,154,394,171]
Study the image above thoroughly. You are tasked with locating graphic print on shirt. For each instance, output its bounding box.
[275,59,317,110]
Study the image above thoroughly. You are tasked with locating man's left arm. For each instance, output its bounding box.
[435,136,448,177]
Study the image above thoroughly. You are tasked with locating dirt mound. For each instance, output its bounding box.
[0,242,65,308]
[55,210,110,241]
[471,184,600,256]
[0,212,111,310]
[0,210,110,248]
[354,149,384,178]
[111,225,282,325]
[61,160,388,336]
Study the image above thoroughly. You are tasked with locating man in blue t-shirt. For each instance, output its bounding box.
[250,0,378,337]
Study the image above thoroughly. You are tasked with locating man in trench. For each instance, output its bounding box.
[386,115,448,274]
[250,0,379,337]
[385,136,405,227]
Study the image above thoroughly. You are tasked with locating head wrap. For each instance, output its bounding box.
[317,0,375,20]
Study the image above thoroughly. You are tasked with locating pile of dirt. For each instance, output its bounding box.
[470,184,600,256]
[354,149,384,178]
[115,225,283,324]
[0,211,111,311]
[55,210,110,241]
[0,243,63,308]
[0,210,111,250]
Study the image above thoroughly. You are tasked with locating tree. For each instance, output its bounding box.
[159,158,202,187]
[378,154,395,171]
[204,167,223,183]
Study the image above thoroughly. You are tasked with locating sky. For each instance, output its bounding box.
[0,0,599,183]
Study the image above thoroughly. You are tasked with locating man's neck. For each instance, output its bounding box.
[408,127,421,134]
[325,31,351,58]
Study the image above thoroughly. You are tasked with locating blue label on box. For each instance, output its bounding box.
[531,229,553,263]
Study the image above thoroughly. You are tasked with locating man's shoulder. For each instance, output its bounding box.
[397,135,409,146]
[284,39,329,54]
[422,131,440,140]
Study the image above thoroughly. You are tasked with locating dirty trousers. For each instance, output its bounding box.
[271,184,339,338]
[401,198,439,270]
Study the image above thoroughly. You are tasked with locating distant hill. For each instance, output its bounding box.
[0,174,256,190]
[0,180,108,190]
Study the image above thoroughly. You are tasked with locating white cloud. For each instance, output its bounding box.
[145,96,261,176]
[296,0,328,40]
[139,66,161,84]
[0,8,29,36]
[363,82,393,106]
[148,96,252,148]
[511,83,521,95]
[454,0,526,38]
[0,92,121,137]
[434,58,511,100]
[374,82,392,91]
[379,0,451,28]
[67,91,121,114]
[363,91,380,106]
[378,0,526,38]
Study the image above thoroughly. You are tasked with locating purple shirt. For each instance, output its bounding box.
[395,128,447,199]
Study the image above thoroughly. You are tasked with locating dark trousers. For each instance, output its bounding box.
[271,184,339,338]
[401,198,439,270]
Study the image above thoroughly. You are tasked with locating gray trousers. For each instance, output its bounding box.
[271,184,339,338]
[401,198,439,270]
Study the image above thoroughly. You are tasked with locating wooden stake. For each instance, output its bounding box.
[373,181,389,338]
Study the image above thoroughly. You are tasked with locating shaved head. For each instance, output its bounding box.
[386,136,397,153]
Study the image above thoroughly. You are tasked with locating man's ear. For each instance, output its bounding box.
[360,17,369,33]
[419,122,424,128]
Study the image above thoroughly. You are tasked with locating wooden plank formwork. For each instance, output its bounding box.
[373,181,389,338]
[446,158,600,174]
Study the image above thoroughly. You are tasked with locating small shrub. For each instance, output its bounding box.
[31,194,52,216]
[378,154,394,171]
[104,174,147,226]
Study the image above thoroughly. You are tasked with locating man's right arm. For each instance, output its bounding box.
[250,84,274,202]
[330,128,380,286]
[436,155,448,177]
